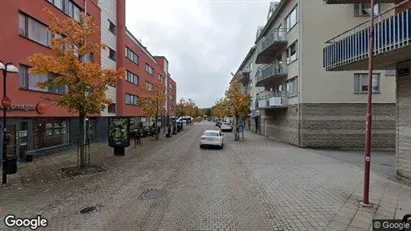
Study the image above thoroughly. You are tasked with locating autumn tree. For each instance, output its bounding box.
[28,8,124,167]
[184,98,196,117]
[225,77,251,140]
[176,97,186,117]
[211,97,229,118]
[139,81,166,140]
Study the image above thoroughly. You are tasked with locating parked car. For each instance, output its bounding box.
[199,130,224,149]
[220,122,233,132]
[215,121,222,127]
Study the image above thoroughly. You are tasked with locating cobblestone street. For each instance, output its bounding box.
[1,122,411,231]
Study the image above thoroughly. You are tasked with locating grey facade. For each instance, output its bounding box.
[234,0,396,148]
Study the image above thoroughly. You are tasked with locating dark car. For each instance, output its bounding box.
[215,121,222,127]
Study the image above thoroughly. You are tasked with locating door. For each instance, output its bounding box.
[18,122,28,161]
[6,124,17,158]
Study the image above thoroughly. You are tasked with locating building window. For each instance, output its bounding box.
[19,64,65,94]
[19,13,51,47]
[168,83,174,90]
[47,0,81,21]
[158,74,164,82]
[145,64,154,75]
[108,48,116,61]
[354,73,380,93]
[170,105,174,111]
[145,81,154,91]
[285,6,298,32]
[34,118,70,149]
[108,19,116,35]
[125,93,139,106]
[286,77,298,97]
[126,71,139,85]
[286,41,298,64]
[107,103,116,113]
[169,95,174,100]
[81,53,94,63]
[354,3,379,17]
[125,47,139,64]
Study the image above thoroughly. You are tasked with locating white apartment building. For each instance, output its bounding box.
[99,0,118,116]
[236,0,396,148]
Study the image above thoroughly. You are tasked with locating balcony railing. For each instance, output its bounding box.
[239,70,251,86]
[325,0,395,4]
[323,6,411,71]
[256,29,288,64]
[257,92,288,109]
[256,62,287,87]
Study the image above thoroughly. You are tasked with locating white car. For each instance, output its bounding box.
[220,122,233,132]
[199,130,224,149]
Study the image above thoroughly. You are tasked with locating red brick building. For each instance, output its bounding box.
[0,0,177,160]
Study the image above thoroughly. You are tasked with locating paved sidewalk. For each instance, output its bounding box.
[1,130,184,191]
[1,124,410,231]
[242,132,411,231]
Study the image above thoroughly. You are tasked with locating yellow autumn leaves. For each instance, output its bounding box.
[27,8,124,116]
[212,77,251,118]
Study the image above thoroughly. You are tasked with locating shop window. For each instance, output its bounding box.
[34,119,69,149]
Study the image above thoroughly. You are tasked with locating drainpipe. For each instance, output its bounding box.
[297,0,302,147]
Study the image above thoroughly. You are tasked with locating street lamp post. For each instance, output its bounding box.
[362,0,375,205]
[0,60,19,185]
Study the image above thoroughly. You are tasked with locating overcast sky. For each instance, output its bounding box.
[125,0,270,108]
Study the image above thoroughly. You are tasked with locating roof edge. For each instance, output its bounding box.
[125,29,157,64]
[255,0,288,43]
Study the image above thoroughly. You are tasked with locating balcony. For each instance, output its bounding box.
[324,0,395,4]
[256,62,287,87]
[258,92,288,109]
[239,70,251,86]
[256,29,288,64]
[323,8,411,71]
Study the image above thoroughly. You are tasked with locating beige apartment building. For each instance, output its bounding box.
[236,0,396,148]
[322,0,411,179]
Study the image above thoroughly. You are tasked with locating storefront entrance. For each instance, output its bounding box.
[6,124,17,158]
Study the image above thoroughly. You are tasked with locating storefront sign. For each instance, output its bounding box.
[0,102,46,114]
[0,104,37,111]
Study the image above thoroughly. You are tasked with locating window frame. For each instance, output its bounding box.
[108,47,116,61]
[47,0,81,21]
[125,47,139,64]
[145,81,154,91]
[125,93,139,106]
[108,19,116,35]
[126,70,139,85]
[145,64,154,75]
[107,103,116,113]
[285,77,298,97]
[19,64,65,94]
[354,73,381,94]
[285,5,298,32]
[286,41,298,64]
[19,12,51,47]
[354,3,380,17]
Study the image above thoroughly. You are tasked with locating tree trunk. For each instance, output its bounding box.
[78,111,86,168]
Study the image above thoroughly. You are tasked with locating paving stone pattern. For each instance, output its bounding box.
[1,122,411,231]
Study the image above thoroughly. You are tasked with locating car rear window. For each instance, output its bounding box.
[204,132,218,136]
